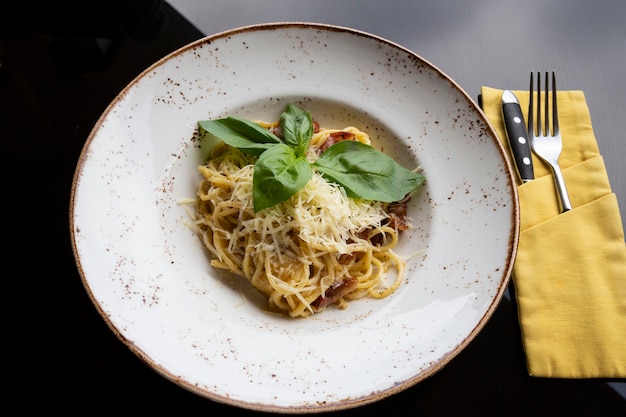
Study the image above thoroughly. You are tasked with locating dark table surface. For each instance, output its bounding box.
[2,1,625,415]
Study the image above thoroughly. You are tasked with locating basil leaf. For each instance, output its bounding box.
[198,117,281,156]
[279,104,313,156]
[253,143,313,212]
[312,140,425,202]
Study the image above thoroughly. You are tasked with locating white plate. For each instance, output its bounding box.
[70,23,518,413]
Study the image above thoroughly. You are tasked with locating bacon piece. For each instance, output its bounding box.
[385,200,410,232]
[311,277,359,310]
[319,130,356,153]
[355,229,369,240]
[337,253,355,264]
[369,232,385,246]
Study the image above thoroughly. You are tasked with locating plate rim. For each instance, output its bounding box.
[69,21,520,413]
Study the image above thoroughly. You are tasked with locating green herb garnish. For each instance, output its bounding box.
[198,104,425,212]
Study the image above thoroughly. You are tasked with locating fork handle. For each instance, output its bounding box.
[548,161,573,212]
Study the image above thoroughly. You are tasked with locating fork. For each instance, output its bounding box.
[528,71,572,212]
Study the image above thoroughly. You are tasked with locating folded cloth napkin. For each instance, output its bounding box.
[481,86,626,378]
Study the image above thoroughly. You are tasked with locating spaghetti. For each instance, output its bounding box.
[188,117,418,317]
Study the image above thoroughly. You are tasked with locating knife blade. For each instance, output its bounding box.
[501,90,534,182]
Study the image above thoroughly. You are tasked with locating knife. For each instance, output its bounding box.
[501,90,534,182]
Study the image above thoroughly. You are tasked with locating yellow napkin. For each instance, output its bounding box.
[481,86,626,378]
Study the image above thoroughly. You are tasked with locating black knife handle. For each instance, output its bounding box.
[502,102,534,182]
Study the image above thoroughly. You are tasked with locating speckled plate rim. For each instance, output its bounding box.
[70,22,519,413]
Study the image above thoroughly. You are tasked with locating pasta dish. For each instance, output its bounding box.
[185,105,424,317]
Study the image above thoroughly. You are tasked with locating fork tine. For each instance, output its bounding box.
[543,71,550,136]
[528,72,534,135]
[536,71,542,137]
[552,71,559,135]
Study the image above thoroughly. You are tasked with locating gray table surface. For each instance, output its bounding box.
[168,0,626,235]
